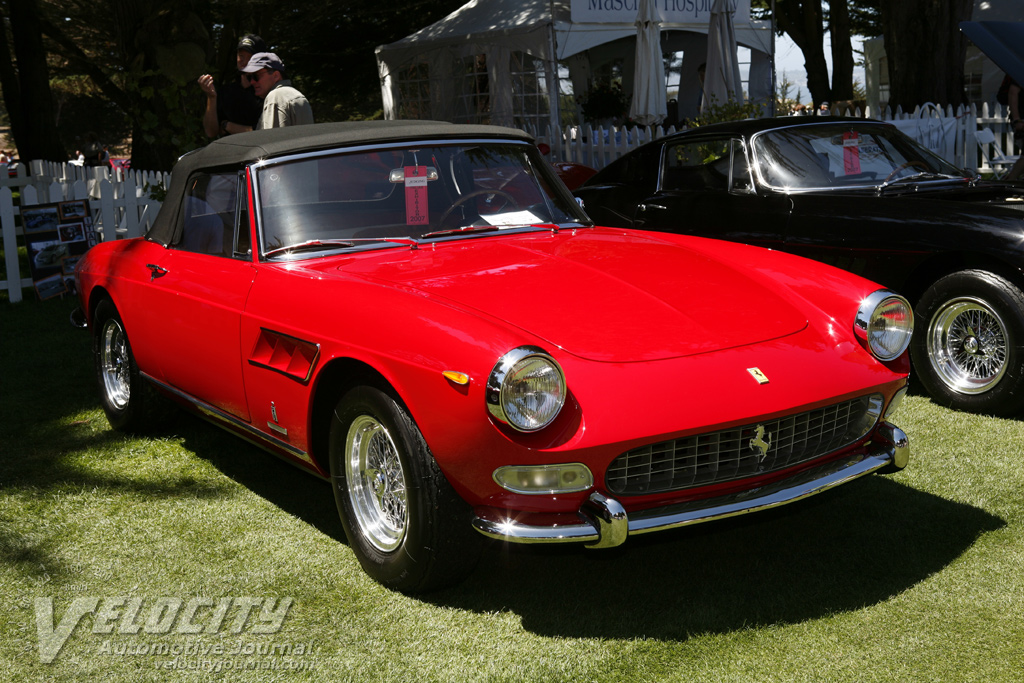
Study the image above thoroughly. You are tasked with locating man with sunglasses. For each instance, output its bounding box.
[241,53,314,130]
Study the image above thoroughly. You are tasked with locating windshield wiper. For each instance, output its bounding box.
[264,239,355,257]
[420,225,501,239]
[264,237,420,258]
[877,172,963,193]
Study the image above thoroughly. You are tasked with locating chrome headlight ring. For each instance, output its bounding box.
[486,346,566,432]
[855,290,914,361]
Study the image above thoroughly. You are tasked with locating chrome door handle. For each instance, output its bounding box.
[146,264,168,281]
[639,203,667,212]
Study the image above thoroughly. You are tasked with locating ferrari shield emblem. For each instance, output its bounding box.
[747,367,769,384]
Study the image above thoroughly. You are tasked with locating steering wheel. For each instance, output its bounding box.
[436,189,519,227]
[883,160,930,183]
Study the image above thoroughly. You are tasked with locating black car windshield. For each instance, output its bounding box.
[255,142,587,256]
[751,124,967,191]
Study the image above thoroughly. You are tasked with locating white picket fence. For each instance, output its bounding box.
[535,101,1019,176]
[1,161,170,303]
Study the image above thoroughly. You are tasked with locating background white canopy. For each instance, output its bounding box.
[376,0,772,132]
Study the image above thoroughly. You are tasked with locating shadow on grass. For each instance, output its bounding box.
[431,477,1004,641]
[174,414,346,544]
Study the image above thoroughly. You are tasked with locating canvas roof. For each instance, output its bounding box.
[375,0,771,66]
[147,121,533,247]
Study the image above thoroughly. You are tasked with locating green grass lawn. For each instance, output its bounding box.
[2,296,1023,682]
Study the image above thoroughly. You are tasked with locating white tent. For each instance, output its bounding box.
[376,0,772,135]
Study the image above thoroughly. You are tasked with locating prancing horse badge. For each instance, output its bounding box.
[749,425,772,461]
[747,367,769,384]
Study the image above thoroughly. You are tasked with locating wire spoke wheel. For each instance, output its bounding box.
[329,385,483,591]
[928,296,1008,394]
[100,317,132,410]
[345,414,409,552]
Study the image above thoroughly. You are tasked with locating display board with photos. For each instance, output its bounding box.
[22,200,95,300]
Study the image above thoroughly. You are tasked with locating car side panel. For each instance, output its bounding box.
[783,194,934,292]
[631,188,789,249]
[78,239,173,382]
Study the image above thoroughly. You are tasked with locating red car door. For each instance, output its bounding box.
[138,171,256,421]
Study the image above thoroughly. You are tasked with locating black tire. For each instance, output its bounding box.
[329,385,482,593]
[911,270,1024,416]
[92,299,162,432]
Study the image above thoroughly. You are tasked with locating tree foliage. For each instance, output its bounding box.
[0,0,977,169]
[0,0,464,169]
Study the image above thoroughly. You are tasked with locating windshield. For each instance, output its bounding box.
[751,123,967,191]
[255,142,588,256]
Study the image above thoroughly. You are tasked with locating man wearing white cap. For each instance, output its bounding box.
[241,53,314,129]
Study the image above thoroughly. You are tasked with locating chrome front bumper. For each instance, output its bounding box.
[472,423,909,549]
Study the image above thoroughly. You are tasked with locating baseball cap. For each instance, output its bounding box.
[236,34,268,55]
[241,52,285,73]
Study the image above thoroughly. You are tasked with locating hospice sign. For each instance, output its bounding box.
[571,0,742,23]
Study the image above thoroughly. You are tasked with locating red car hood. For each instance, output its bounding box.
[331,231,809,362]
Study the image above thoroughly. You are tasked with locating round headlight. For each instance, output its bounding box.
[487,346,566,432]
[855,291,914,361]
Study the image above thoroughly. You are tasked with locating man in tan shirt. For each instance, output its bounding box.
[241,53,314,130]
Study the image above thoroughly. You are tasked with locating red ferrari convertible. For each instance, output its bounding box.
[74,122,913,592]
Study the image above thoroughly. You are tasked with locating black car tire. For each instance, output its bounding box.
[93,299,162,432]
[912,270,1024,415]
[329,385,482,593]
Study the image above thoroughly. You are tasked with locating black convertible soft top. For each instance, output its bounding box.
[147,120,534,246]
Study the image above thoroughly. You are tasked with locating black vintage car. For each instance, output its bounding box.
[575,117,1024,415]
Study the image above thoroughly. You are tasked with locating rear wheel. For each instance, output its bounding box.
[92,299,162,431]
[329,385,482,593]
[912,270,1024,415]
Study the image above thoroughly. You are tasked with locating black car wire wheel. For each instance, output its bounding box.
[928,296,1008,395]
[913,269,1024,416]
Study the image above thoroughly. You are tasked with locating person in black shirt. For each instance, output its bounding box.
[197,34,267,138]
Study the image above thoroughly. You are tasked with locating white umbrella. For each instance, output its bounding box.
[628,0,666,126]
[703,0,743,113]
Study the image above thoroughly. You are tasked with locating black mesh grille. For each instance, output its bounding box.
[606,395,880,496]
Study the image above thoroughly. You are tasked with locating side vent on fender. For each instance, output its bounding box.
[248,328,321,383]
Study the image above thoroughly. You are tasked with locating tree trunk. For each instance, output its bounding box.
[829,0,855,102]
[774,0,832,108]
[0,1,67,161]
[881,0,974,110]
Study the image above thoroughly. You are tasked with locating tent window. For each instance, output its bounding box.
[396,62,431,119]
[454,54,490,124]
[511,53,550,132]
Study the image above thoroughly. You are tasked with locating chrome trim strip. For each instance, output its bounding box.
[486,346,566,432]
[143,373,315,467]
[472,431,907,547]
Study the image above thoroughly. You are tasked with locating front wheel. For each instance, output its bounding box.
[911,270,1024,415]
[329,385,482,593]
